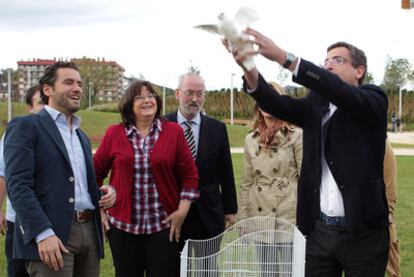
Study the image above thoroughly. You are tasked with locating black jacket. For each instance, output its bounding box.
[165,112,237,235]
[245,59,389,234]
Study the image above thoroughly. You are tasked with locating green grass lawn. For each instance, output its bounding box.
[1,102,250,148]
[391,143,414,148]
[0,103,413,276]
[0,155,413,276]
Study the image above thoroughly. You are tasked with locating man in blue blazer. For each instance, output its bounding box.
[4,62,115,276]
[226,29,389,277]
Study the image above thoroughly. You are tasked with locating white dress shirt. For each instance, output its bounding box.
[319,103,345,216]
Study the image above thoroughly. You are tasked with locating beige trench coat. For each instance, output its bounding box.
[238,127,302,226]
[384,139,400,277]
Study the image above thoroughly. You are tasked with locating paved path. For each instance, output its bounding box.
[93,132,414,156]
[231,147,414,156]
[387,131,414,145]
[231,132,414,156]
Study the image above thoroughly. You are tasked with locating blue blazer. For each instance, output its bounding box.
[245,59,389,235]
[4,109,104,260]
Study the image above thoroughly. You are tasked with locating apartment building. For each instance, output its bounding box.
[402,0,414,9]
[17,58,125,103]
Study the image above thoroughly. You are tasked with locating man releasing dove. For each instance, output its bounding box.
[194,7,259,71]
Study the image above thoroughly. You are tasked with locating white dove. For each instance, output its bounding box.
[194,7,259,71]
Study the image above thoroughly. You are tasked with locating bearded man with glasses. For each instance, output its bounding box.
[225,29,389,277]
[166,72,238,276]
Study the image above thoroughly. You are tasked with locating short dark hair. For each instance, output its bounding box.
[119,80,162,127]
[39,61,79,104]
[25,85,41,106]
[327,41,367,85]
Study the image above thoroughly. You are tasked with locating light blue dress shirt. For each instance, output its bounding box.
[36,106,95,243]
[0,135,17,222]
[177,109,201,156]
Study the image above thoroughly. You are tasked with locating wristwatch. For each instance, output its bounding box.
[282,52,296,69]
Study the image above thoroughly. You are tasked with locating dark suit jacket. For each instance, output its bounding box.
[165,112,237,236]
[245,59,389,235]
[4,109,104,260]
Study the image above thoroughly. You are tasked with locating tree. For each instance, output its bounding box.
[381,57,413,120]
[0,68,19,101]
[73,57,118,106]
[382,57,412,92]
[409,70,414,81]
[363,72,374,84]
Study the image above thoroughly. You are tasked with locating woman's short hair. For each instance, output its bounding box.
[119,80,162,127]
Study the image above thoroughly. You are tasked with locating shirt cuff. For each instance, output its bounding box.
[180,188,200,201]
[36,228,55,243]
[245,85,256,94]
[292,57,301,77]
[245,58,301,94]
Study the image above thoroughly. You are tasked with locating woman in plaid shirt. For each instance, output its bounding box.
[94,80,199,277]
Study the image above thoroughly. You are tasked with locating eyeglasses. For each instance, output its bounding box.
[324,56,354,67]
[134,93,156,102]
[180,90,205,98]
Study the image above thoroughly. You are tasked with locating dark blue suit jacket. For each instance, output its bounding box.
[245,59,389,235]
[4,109,104,260]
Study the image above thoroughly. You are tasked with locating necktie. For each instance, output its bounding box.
[183,121,197,159]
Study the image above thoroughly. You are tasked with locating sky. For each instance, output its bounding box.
[0,0,413,90]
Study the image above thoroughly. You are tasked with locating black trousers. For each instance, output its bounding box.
[108,226,179,277]
[305,220,389,277]
[5,220,29,277]
[177,207,222,277]
[256,242,292,277]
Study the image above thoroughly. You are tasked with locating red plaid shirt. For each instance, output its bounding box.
[108,119,199,234]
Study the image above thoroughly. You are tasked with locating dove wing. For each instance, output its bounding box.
[235,7,259,28]
[193,24,221,35]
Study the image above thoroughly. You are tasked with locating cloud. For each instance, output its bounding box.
[0,0,134,31]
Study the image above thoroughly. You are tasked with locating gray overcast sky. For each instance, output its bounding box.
[0,0,413,90]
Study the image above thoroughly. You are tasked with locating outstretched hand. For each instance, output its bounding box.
[222,28,283,66]
[243,28,283,63]
[221,27,288,90]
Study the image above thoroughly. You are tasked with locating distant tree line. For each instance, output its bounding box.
[1,57,414,128]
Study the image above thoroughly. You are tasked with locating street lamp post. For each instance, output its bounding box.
[162,85,166,115]
[230,73,236,125]
[7,68,12,122]
[398,86,402,119]
[89,82,93,109]
[26,68,31,103]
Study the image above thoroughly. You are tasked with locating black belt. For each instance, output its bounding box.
[73,210,93,223]
[319,212,347,227]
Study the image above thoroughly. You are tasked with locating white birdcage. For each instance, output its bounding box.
[180,216,306,277]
